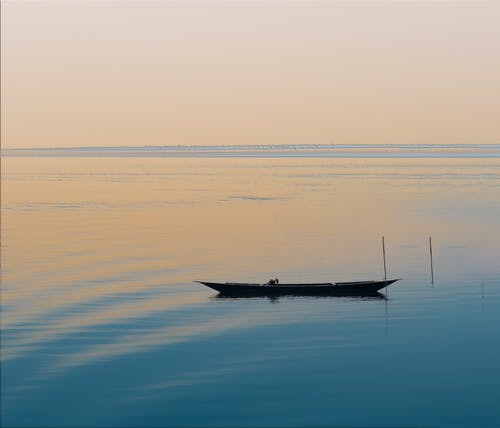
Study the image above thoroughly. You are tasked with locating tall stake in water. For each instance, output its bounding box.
[429,236,434,285]
[382,236,387,286]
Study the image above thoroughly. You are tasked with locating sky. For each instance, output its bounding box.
[1,1,499,149]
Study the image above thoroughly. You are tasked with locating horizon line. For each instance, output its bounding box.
[3,143,500,152]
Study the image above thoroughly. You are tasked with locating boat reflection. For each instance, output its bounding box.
[212,292,386,302]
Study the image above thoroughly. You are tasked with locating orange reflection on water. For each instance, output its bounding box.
[2,155,500,366]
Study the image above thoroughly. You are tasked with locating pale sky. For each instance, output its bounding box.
[1,1,499,148]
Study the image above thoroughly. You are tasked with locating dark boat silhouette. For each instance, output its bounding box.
[196,279,400,297]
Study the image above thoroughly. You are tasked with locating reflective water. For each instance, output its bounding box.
[2,154,500,427]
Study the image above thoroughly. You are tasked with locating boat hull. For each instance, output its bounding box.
[196,279,399,297]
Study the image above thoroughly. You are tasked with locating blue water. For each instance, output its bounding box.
[2,153,500,427]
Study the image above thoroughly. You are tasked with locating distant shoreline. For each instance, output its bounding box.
[3,143,500,158]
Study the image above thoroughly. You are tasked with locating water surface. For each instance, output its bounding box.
[2,153,500,427]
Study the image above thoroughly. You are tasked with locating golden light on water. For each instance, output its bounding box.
[3,156,499,308]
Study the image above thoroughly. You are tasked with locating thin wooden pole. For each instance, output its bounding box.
[382,236,387,285]
[429,236,434,285]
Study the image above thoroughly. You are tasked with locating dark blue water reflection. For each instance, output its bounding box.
[3,279,500,428]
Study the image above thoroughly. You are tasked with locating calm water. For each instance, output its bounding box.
[1,153,500,427]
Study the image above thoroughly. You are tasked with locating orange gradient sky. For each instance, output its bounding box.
[1,1,499,148]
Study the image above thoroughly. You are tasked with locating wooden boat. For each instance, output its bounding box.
[195,279,400,297]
